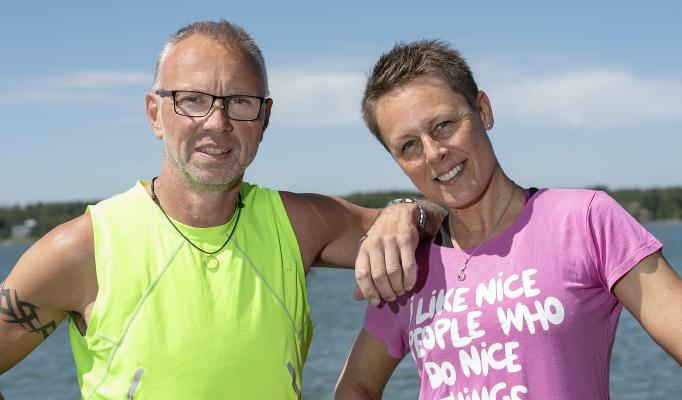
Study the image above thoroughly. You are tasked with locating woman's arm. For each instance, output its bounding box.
[613,251,682,366]
[335,329,403,400]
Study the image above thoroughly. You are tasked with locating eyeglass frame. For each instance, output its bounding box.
[155,89,268,121]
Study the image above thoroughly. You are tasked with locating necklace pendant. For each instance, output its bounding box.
[204,255,219,270]
[457,270,466,281]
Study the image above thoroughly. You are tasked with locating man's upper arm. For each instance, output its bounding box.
[0,213,96,373]
[280,191,378,271]
[613,251,682,366]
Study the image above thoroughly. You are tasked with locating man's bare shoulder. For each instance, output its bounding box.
[7,213,97,313]
[38,213,95,270]
[279,191,375,221]
[278,191,325,269]
[278,190,325,214]
[0,213,96,372]
[278,191,379,271]
[278,190,307,216]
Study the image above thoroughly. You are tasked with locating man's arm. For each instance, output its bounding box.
[335,329,401,399]
[354,200,444,305]
[613,251,682,366]
[0,214,96,373]
[280,192,377,270]
[280,192,444,303]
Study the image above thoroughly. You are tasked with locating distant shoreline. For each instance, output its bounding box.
[0,238,37,245]
[645,219,682,225]
[1,218,680,244]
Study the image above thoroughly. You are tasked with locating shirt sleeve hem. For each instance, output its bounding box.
[363,324,407,359]
[606,237,663,291]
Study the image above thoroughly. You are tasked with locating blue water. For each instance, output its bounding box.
[1,223,680,399]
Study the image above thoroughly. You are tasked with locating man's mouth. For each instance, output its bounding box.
[197,146,229,156]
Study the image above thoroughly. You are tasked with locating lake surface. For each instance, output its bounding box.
[1,223,680,399]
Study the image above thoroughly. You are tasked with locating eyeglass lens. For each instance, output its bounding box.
[174,91,261,120]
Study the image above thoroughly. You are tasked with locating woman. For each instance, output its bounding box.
[336,40,681,399]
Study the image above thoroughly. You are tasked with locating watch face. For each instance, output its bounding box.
[388,198,414,205]
[387,198,426,232]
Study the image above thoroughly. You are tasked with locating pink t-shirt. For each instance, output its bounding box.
[364,189,662,400]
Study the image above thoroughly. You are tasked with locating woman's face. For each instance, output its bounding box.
[375,77,498,209]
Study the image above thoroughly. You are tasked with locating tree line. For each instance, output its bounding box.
[0,201,97,240]
[342,187,682,222]
[1,187,681,240]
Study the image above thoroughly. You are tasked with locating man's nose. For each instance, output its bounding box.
[203,99,233,130]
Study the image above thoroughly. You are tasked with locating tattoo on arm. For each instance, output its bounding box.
[0,281,57,339]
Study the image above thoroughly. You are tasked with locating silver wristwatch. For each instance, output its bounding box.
[386,198,427,233]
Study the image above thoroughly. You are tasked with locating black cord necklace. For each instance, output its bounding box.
[150,176,242,270]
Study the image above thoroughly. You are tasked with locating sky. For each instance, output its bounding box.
[1,1,681,205]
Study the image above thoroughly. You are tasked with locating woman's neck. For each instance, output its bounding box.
[448,172,524,249]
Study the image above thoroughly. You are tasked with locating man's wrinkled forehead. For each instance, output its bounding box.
[158,34,266,92]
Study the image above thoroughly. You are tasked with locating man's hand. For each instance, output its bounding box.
[354,200,444,305]
[353,203,420,305]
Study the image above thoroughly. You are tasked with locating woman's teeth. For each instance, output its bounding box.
[437,162,463,182]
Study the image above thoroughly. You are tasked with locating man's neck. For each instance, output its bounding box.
[147,171,241,228]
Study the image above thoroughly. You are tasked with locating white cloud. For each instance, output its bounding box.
[481,67,682,127]
[15,90,130,104]
[268,69,365,126]
[267,63,682,129]
[0,70,150,104]
[4,64,681,129]
[47,71,151,88]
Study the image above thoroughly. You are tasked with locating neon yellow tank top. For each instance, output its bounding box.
[69,181,313,399]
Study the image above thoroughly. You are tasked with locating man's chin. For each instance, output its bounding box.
[178,170,236,190]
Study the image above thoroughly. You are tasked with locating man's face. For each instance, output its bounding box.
[147,35,272,190]
[375,77,497,209]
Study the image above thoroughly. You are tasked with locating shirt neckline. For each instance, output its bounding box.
[133,180,241,241]
[434,187,540,252]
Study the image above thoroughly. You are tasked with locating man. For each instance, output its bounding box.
[0,21,442,399]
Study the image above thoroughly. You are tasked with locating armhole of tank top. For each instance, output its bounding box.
[78,204,107,342]
[271,189,306,276]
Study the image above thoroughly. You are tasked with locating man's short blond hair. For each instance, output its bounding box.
[152,19,268,95]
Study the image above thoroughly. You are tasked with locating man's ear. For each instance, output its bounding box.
[259,98,273,143]
[146,92,163,139]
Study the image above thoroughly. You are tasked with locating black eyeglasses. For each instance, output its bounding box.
[156,90,266,121]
